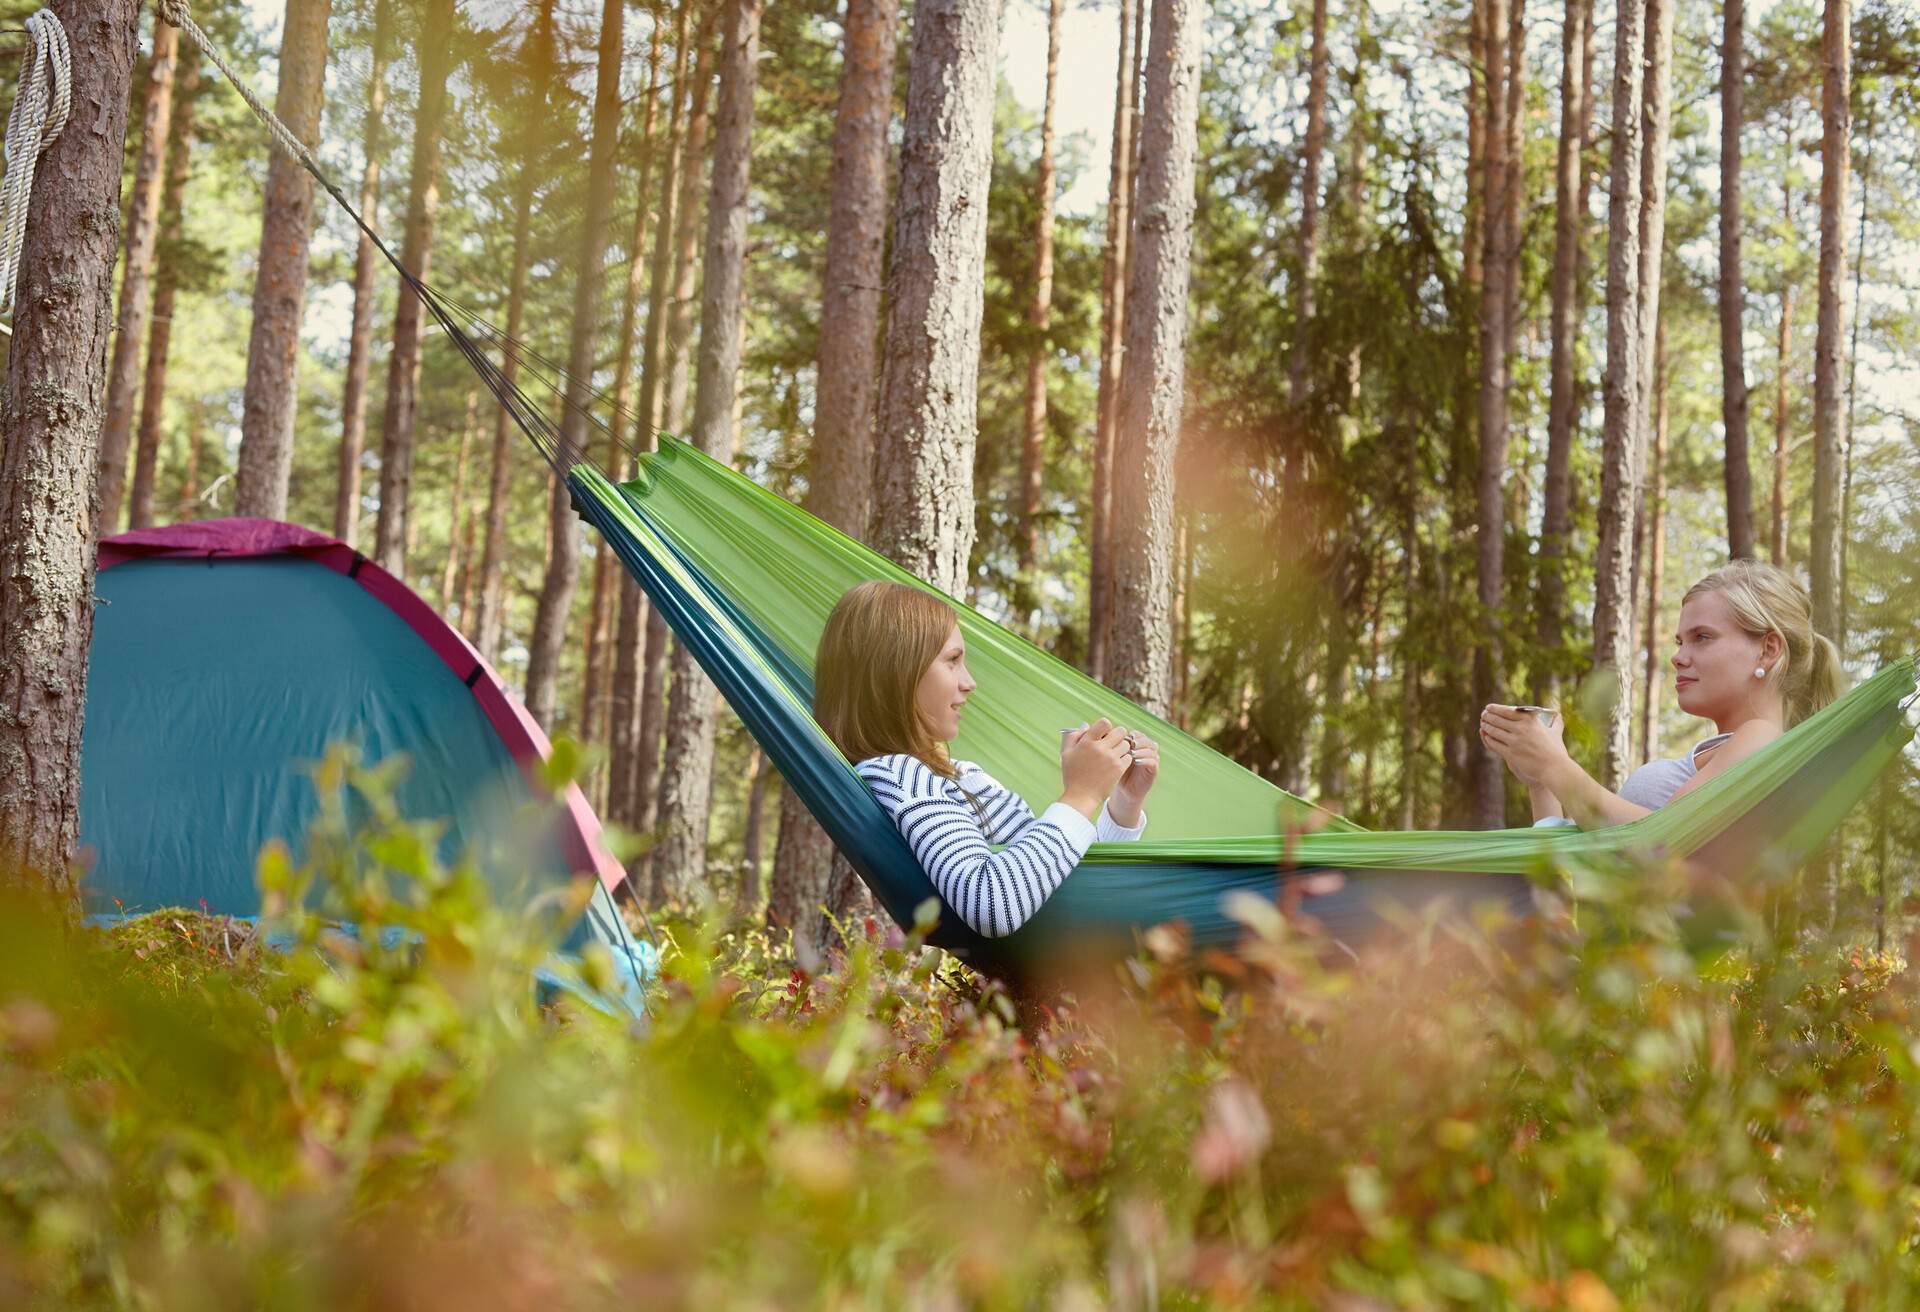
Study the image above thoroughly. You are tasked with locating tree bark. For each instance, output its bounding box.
[1288,0,1329,407]
[768,0,899,955]
[1719,0,1754,559]
[869,0,1003,596]
[1639,317,1668,766]
[1772,277,1793,566]
[654,0,764,904]
[1808,0,1849,647]
[1592,0,1649,788]
[740,747,768,909]
[471,166,537,658]
[1463,0,1487,299]
[523,0,632,733]
[1015,0,1063,589]
[333,0,390,547]
[1088,0,1138,680]
[233,0,332,520]
[584,16,665,770]
[128,51,199,530]
[371,0,458,576]
[1535,0,1592,694]
[96,12,178,533]
[0,0,141,888]
[612,1,694,832]
[1469,0,1514,828]
[438,390,477,608]
[1107,0,1204,716]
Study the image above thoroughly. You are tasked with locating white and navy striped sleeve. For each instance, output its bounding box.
[856,755,1106,938]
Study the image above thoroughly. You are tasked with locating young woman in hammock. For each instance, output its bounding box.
[814,580,1158,938]
[1481,560,1843,828]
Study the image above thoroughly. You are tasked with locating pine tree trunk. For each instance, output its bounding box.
[1808,0,1849,647]
[1592,0,1672,786]
[1463,0,1487,299]
[0,0,142,889]
[584,20,664,772]
[1640,318,1669,766]
[1107,0,1203,716]
[334,0,390,547]
[1088,0,1138,681]
[740,747,768,909]
[524,0,632,733]
[1288,0,1329,407]
[1535,0,1593,694]
[234,0,332,520]
[1470,0,1514,828]
[438,391,477,608]
[96,13,179,533]
[1719,0,1754,559]
[612,2,694,832]
[869,0,1003,597]
[654,0,764,904]
[372,0,458,575]
[1015,0,1063,590]
[471,161,537,659]
[128,52,199,531]
[768,0,899,956]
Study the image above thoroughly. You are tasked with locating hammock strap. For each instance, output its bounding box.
[0,9,72,322]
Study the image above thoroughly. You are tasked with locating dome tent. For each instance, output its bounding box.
[81,517,650,1013]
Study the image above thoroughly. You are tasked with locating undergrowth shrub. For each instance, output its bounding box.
[1,747,1917,1309]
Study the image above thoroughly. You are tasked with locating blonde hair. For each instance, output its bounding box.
[1682,560,1845,726]
[815,581,963,778]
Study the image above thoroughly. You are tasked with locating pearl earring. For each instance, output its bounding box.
[1754,666,1766,679]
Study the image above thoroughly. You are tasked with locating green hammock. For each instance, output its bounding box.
[569,440,1915,977]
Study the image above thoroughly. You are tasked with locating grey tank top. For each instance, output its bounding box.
[1617,732,1734,811]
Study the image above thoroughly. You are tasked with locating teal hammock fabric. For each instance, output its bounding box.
[570,443,1915,977]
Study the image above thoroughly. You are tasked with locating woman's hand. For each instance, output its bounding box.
[1060,718,1132,821]
[1108,729,1158,827]
[1478,704,1570,790]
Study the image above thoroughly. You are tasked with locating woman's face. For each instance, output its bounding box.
[1671,589,1778,721]
[914,624,975,743]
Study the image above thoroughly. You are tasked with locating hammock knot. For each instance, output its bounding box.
[157,0,193,31]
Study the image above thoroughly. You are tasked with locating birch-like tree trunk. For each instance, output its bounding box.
[523,0,631,732]
[1015,0,1063,587]
[1469,0,1515,827]
[869,0,1005,597]
[372,0,458,575]
[333,0,390,546]
[128,52,200,530]
[0,0,141,889]
[233,0,332,520]
[654,0,764,903]
[769,0,899,956]
[1719,0,1754,559]
[1535,0,1593,693]
[1107,0,1204,716]
[1808,0,1849,646]
[1087,0,1138,680]
[96,12,178,533]
[1288,0,1329,407]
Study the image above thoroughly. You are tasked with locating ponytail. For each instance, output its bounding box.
[1799,631,1845,726]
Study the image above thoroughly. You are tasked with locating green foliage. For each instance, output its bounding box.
[8,752,1920,1307]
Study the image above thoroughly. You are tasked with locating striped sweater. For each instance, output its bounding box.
[857,754,1146,938]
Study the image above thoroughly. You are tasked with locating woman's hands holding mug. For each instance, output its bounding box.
[1061,718,1158,825]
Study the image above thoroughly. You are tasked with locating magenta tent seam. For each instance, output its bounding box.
[96,517,626,896]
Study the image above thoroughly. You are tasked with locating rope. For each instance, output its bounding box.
[0,9,72,323]
[160,0,327,186]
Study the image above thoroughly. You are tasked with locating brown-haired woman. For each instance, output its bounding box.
[815,580,1158,938]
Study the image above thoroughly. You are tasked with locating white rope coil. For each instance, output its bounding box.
[0,9,72,320]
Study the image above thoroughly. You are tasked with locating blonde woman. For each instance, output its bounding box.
[814,580,1158,938]
[1481,560,1844,828]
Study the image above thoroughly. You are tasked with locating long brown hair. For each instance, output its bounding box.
[1682,560,1845,727]
[815,580,963,778]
